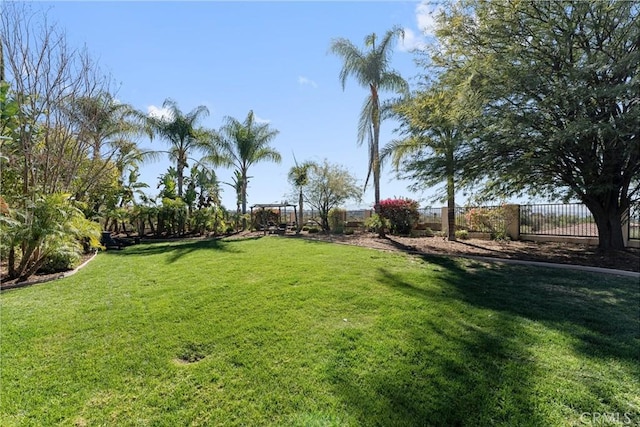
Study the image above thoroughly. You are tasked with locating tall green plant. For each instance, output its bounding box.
[434,0,639,250]
[2,193,101,282]
[288,158,315,233]
[210,110,281,223]
[330,27,408,237]
[386,79,474,241]
[146,99,212,198]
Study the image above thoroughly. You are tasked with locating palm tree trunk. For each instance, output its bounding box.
[297,188,304,234]
[372,94,384,238]
[241,172,248,230]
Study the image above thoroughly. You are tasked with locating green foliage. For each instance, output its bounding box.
[330,26,408,214]
[1,193,101,281]
[378,198,420,235]
[211,110,281,217]
[303,160,362,232]
[455,229,469,240]
[365,213,390,233]
[38,251,81,274]
[157,197,188,236]
[189,206,226,236]
[435,0,639,249]
[146,99,212,198]
[328,208,346,234]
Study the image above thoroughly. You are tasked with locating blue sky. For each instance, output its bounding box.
[41,1,443,210]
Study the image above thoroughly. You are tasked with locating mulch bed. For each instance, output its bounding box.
[297,232,640,273]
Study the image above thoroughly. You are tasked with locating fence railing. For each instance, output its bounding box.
[292,202,638,247]
[519,203,597,237]
[454,205,511,234]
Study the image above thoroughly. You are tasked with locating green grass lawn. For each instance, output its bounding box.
[1,237,638,426]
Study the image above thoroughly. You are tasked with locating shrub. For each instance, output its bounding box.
[38,251,81,274]
[378,198,420,235]
[307,226,320,234]
[455,229,469,240]
[364,214,390,233]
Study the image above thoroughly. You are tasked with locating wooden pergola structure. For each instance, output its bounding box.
[250,203,297,235]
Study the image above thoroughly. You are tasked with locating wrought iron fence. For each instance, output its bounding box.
[300,203,635,242]
[519,203,597,237]
[417,207,441,223]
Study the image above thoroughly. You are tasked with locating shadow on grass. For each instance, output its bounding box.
[103,237,244,263]
[381,237,638,361]
[325,241,638,425]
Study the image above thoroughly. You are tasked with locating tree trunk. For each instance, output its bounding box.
[589,205,626,250]
[446,151,456,241]
[241,173,248,230]
[297,189,304,234]
[7,246,16,279]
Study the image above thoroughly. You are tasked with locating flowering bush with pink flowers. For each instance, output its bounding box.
[378,198,420,235]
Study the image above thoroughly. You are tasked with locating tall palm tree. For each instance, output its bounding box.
[65,93,150,214]
[146,98,211,198]
[330,26,408,237]
[210,110,281,222]
[67,92,144,161]
[288,157,316,234]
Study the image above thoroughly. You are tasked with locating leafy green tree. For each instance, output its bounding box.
[303,160,362,232]
[288,157,315,233]
[146,99,212,198]
[330,26,408,236]
[386,80,472,241]
[434,0,640,250]
[210,110,281,221]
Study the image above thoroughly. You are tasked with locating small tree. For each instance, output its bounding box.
[288,157,314,234]
[303,160,362,232]
[378,198,420,235]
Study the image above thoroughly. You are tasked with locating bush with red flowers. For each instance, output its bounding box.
[378,198,420,235]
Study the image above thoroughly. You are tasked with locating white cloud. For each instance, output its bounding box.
[298,76,318,88]
[416,0,440,36]
[253,114,271,124]
[398,28,427,52]
[147,105,173,120]
[397,1,442,53]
